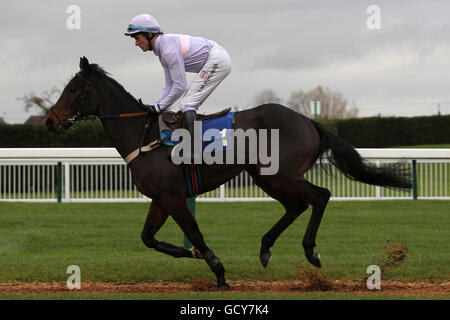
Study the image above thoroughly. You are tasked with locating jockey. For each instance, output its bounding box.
[124,13,232,164]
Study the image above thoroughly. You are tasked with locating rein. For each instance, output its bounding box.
[70,110,151,122]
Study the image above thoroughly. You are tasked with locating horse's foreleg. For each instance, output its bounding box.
[141,200,199,259]
[161,195,229,291]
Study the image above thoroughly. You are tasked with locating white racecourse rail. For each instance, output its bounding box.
[0,148,449,202]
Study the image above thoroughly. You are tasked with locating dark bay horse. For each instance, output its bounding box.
[45,57,412,290]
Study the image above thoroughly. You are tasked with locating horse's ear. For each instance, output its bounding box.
[79,56,91,74]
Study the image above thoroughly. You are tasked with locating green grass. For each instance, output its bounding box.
[0,201,448,285]
[0,293,448,300]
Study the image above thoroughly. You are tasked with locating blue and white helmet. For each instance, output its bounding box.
[124,14,161,36]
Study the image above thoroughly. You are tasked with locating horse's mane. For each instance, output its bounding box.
[90,64,142,106]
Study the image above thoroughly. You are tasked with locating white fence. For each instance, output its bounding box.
[0,148,449,202]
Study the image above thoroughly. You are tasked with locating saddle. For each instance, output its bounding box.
[162,107,232,130]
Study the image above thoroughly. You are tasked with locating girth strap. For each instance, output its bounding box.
[124,126,175,164]
[124,140,160,164]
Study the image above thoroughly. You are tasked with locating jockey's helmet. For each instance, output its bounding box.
[124,14,161,36]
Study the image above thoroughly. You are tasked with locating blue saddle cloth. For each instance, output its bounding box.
[161,112,234,151]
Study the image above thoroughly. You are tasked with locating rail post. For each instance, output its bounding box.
[375,161,381,199]
[220,184,225,201]
[57,162,62,203]
[64,162,70,202]
[412,160,418,200]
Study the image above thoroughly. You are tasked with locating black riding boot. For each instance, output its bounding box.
[183,110,200,164]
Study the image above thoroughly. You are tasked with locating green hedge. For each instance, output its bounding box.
[0,114,448,148]
[327,115,450,147]
[0,121,112,147]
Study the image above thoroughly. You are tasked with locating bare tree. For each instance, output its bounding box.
[287,85,359,119]
[253,88,283,105]
[17,86,61,115]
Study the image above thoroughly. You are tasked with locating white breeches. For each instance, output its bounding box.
[179,42,232,113]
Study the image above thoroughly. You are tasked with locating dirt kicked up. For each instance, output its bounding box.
[0,280,448,296]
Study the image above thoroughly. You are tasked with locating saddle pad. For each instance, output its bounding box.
[161,112,234,151]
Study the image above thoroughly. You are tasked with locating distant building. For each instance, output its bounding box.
[25,115,46,125]
[0,117,4,124]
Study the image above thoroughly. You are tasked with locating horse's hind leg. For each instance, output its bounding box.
[161,195,229,291]
[260,198,309,268]
[253,175,330,268]
[141,200,202,259]
[250,174,310,267]
[299,181,331,268]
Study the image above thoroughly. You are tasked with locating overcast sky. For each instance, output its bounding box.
[1,0,450,123]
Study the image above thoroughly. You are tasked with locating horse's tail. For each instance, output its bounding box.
[310,120,412,191]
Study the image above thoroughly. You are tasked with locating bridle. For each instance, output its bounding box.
[49,71,150,130]
[49,71,97,130]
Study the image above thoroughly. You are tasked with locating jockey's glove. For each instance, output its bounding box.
[146,104,160,115]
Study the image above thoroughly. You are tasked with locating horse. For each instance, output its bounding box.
[44,57,412,291]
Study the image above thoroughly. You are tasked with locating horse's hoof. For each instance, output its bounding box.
[307,252,322,268]
[218,283,230,291]
[260,252,272,268]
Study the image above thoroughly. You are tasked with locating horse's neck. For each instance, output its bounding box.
[98,84,152,160]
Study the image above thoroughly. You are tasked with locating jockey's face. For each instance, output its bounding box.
[133,33,151,52]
